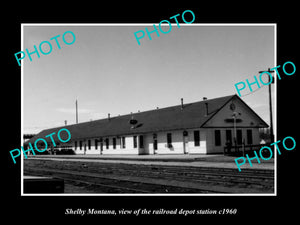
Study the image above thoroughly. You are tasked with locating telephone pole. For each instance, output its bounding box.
[75,99,78,124]
[259,68,274,144]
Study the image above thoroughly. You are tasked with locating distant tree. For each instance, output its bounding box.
[259,128,271,143]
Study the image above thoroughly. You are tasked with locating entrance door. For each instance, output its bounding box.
[138,135,145,155]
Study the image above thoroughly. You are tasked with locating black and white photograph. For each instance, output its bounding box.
[4,4,298,222]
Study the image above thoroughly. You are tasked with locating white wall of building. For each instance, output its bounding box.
[150,129,207,154]
[65,126,260,155]
[72,137,138,155]
[69,128,208,155]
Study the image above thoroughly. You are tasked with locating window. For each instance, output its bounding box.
[79,141,82,150]
[237,130,243,145]
[247,129,253,145]
[194,130,200,146]
[75,141,77,150]
[139,135,144,148]
[122,137,126,149]
[95,139,98,150]
[167,133,172,147]
[133,136,137,148]
[113,137,116,149]
[105,138,109,149]
[215,130,221,146]
[153,133,157,150]
[88,140,91,150]
[226,130,232,144]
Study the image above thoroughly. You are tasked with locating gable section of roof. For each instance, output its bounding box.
[234,95,269,127]
[201,95,269,128]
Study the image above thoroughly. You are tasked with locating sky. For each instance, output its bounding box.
[23,24,275,134]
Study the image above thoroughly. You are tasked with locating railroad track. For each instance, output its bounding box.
[85,163,274,181]
[24,168,220,193]
[81,165,274,190]
[24,158,274,193]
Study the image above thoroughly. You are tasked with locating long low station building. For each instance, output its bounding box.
[26,94,268,155]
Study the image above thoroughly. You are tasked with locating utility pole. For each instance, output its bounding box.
[232,111,237,152]
[75,99,78,124]
[259,68,274,144]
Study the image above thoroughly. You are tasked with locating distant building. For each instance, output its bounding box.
[27,95,268,155]
[23,134,36,143]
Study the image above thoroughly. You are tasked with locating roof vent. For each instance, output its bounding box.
[203,97,207,101]
[129,114,138,129]
[181,98,184,110]
[205,102,208,117]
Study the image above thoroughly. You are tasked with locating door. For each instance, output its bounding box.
[138,135,145,155]
[153,133,158,154]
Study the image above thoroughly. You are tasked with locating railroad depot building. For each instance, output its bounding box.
[27,95,268,155]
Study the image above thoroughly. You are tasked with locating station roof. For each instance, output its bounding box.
[26,94,268,144]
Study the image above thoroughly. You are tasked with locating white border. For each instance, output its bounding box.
[21,23,277,197]
[21,23,24,194]
[274,24,277,197]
